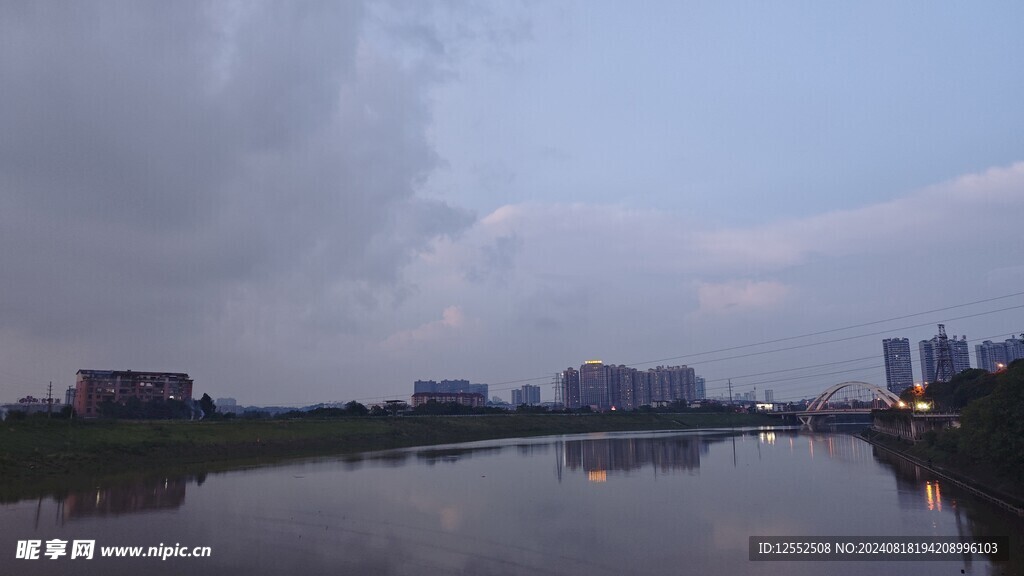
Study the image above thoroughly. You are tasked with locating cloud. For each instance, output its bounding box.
[381,305,468,351]
[394,162,1023,390]
[0,1,495,401]
[695,280,791,315]
[694,162,1024,270]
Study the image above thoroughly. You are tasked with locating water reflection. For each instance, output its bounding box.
[2,429,1021,576]
[560,433,708,480]
[64,477,187,519]
[872,446,1023,574]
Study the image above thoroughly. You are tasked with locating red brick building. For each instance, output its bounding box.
[73,370,193,417]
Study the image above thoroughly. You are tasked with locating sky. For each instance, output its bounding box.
[2,1,1023,407]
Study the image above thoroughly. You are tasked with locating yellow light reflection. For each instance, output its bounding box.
[588,470,607,483]
[925,481,935,511]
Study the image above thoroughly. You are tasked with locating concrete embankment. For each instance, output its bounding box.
[859,429,1023,517]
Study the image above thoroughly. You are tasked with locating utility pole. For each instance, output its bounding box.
[728,379,733,405]
[46,381,53,418]
[934,324,955,383]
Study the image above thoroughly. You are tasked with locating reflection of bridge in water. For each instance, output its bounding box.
[777,381,901,430]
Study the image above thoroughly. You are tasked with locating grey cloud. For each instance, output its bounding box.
[0,1,477,395]
[464,233,522,283]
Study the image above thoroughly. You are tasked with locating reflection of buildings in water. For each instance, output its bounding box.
[515,443,551,457]
[872,447,1024,574]
[561,435,704,481]
[802,433,874,465]
[872,447,932,512]
[63,477,187,519]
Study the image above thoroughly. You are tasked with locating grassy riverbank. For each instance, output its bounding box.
[1,412,775,492]
[859,428,1024,511]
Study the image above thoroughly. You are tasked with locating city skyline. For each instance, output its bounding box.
[1,2,1023,406]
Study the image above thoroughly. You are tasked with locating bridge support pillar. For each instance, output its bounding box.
[798,415,815,430]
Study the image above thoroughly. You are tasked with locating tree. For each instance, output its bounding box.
[344,401,369,416]
[199,394,216,418]
[958,362,1024,481]
[924,369,994,411]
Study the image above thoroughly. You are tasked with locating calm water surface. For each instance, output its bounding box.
[1,427,1021,576]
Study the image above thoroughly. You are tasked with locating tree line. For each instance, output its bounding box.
[916,360,1024,483]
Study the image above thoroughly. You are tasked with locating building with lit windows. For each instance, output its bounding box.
[882,337,914,394]
[562,361,697,411]
[73,370,193,418]
[976,336,1024,372]
[410,392,485,407]
[560,368,581,409]
[579,361,609,409]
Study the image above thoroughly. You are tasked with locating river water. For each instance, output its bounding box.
[1,427,1021,575]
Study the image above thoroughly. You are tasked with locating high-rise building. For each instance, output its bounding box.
[580,361,609,410]
[512,384,540,406]
[952,336,970,376]
[634,370,653,407]
[564,361,696,410]
[695,376,706,400]
[919,328,970,383]
[882,338,914,394]
[764,389,774,403]
[561,368,581,409]
[976,336,1024,371]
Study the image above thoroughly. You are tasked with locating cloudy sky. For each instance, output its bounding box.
[2,1,1023,407]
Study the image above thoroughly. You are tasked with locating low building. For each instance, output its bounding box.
[73,370,193,418]
[410,392,485,408]
[216,397,243,415]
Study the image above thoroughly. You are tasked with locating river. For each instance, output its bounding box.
[1,427,1021,575]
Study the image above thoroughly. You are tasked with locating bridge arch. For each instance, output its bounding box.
[806,381,900,412]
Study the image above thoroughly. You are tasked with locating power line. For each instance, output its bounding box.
[646,304,1024,370]
[699,331,1020,398]
[340,295,1024,404]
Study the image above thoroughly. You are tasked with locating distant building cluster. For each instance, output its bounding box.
[882,326,1023,392]
[919,332,970,384]
[559,361,702,411]
[511,384,540,406]
[413,379,487,399]
[975,337,1024,372]
[73,369,193,418]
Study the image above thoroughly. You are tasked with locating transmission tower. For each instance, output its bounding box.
[933,324,956,383]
